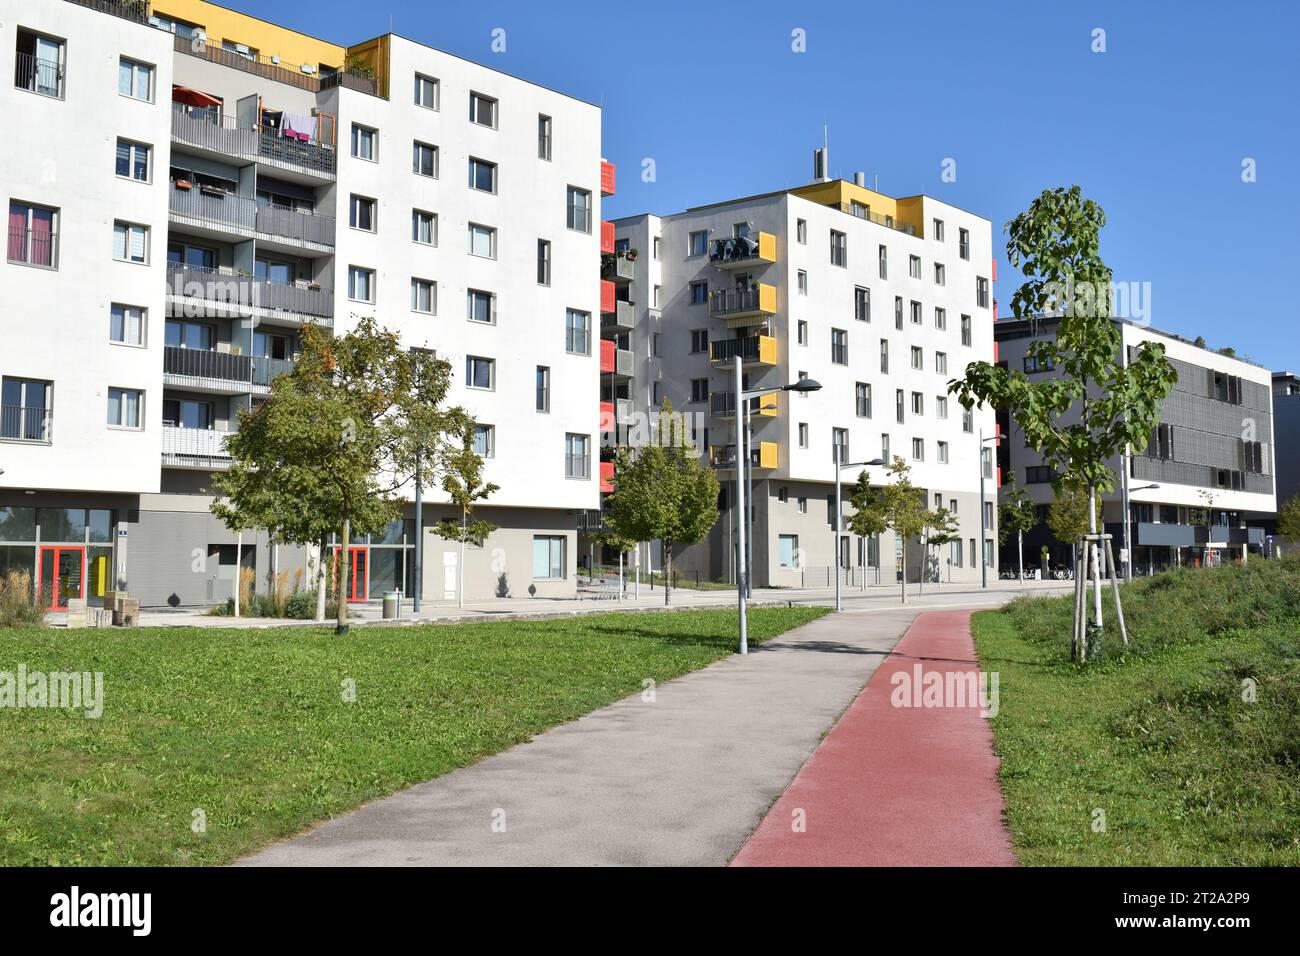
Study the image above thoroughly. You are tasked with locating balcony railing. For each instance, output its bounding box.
[13,52,64,99]
[833,202,917,236]
[709,335,777,365]
[170,106,337,178]
[601,254,635,283]
[709,285,776,319]
[0,405,52,443]
[166,264,334,323]
[6,227,59,269]
[161,425,234,469]
[163,347,295,392]
[599,340,633,377]
[709,232,776,268]
[710,442,778,470]
[709,393,778,419]
[65,0,149,23]
[600,300,636,333]
[168,184,335,246]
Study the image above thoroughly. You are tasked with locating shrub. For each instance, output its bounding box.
[0,570,45,628]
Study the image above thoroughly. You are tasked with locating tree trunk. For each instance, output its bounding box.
[458,505,467,610]
[315,534,327,622]
[337,516,351,635]
[664,542,673,606]
[899,537,907,605]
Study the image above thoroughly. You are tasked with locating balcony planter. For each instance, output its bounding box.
[174,180,193,190]
[625,248,639,262]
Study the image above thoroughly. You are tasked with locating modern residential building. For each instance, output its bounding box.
[994,316,1277,572]
[1,0,605,608]
[598,158,1001,587]
[1267,370,1299,534]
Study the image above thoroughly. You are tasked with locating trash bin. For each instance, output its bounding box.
[382,591,400,620]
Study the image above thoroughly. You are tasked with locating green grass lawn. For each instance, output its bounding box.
[973,557,1300,866]
[0,606,825,866]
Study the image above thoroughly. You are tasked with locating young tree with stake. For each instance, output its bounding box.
[432,428,499,609]
[846,457,936,604]
[998,471,1038,580]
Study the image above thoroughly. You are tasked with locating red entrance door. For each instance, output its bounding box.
[332,546,369,602]
[37,546,85,611]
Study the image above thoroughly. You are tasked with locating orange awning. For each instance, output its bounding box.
[172,86,222,108]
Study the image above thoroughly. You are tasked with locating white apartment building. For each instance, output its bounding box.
[995,317,1276,572]
[600,162,1000,587]
[1,0,606,608]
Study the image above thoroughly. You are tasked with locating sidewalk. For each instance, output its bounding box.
[731,609,1015,866]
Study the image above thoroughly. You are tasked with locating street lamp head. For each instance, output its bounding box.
[786,377,822,393]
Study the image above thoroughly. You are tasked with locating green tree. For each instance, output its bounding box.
[1046,477,1100,567]
[846,457,935,604]
[925,506,961,585]
[998,471,1038,579]
[602,401,719,606]
[1278,491,1300,539]
[432,428,500,608]
[212,318,469,634]
[949,186,1176,654]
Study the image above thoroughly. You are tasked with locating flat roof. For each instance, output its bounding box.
[993,315,1271,371]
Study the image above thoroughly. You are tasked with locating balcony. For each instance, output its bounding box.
[601,253,635,284]
[13,50,64,99]
[161,426,235,470]
[709,393,778,421]
[709,232,776,270]
[65,0,149,23]
[162,346,294,395]
[166,264,334,326]
[601,299,637,334]
[599,340,633,379]
[600,160,616,198]
[710,284,777,325]
[710,442,778,471]
[599,460,615,493]
[600,221,615,255]
[709,335,777,367]
[833,202,918,236]
[171,106,337,180]
[167,32,381,98]
[171,184,336,250]
[0,405,52,443]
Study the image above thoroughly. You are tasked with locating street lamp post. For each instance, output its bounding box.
[1123,481,1159,580]
[732,362,821,653]
[978,430,1000,588]
[834,456,885,611]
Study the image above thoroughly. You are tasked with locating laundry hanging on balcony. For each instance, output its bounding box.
[282,112,317,143]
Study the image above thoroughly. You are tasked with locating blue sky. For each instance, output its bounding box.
[244,0,1299,370]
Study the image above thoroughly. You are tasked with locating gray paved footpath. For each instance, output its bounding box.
[239,606,924,867]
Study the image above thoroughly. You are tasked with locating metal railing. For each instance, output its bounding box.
[165,263,334,322]
[168,32,383,98]
[709,235,761,265]
[601,255,635,282]
[834,202,917,236]
[709,336,769,363]
[254,202,335,246]
[160,425,234,469]
[0,405,52,443]
[6,228,59,268]
[709,393,774,418]
[169,184,335,246]
[170,106,337,178]
[65,0,149,23]
[163,347,297,391]
[320,69,381,97]
[709,289,769,317]
[13,52,63,98]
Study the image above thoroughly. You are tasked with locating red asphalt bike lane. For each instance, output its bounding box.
[731,609,1016,866]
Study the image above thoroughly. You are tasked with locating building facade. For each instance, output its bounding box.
[597,165,1001,587]
[994,316,1277,572]
[1,0,605,608]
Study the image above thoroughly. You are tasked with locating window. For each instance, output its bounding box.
[538,114,552,160]
[910,300,922,325]
[934,262,946,286]
[911,346,923,370]
[162,398,211,430]
[935,307,947,331]
[535,366,550,412]
[935,396,949,419]
[1149,423,1175,461]
[894,296,903,330]
[565,433,590,479]
[976,277,990,308]
[830,230,847,267]
[468,223,497,258]
[895,389,905,424]
[909,255,922,279]
[878,244,888,279]
[412,209,437,245]
[961,314,972,347]
[797,270,808,295]
[831,328,848,365]
[653,285,662,308]
[118,57,154,101]
[466,355,494,390]
[411,278,436,314]
[950,499,958,515]
[881,433,891,462]
[536,239,551,285]
[112,221,149,264]
[414,73,439,109]
[1026,466,1053,484]
[962,408,974,433]
[832,428,849,465]
[690,330,708,353]
[690,378,709,403]
[462,288,498,324]
[351,124,377,161]
[937,441,949,464]
[0,377,50,441]
[652,334,661,357]
[850,200,868,219]
[653,236,662,260]
[110,304,145,346]
[14,30,64,98]
[855,382,872,418]
[470,92,498,128]
[796,219,807,244]
[935,351,948,375]
[1023,354,1055,373]
[166,319,214,350]
[798,422,809,448]
[107,387,143,429]
[565,309,590,354]
[797,497,808,514]
[348,266,375,302]
[567,187,592,233]
[533,535,566,579]
[959,227,970,260]
[468,157,497,193]
[779,535,799,569]
[688,230,708,256]
[7,201,58,268]
[880,339,889,374]
[115,139,151,182]
[933,218,945,242]
[797,321,808,346]
[690,282,708,305]
[911,392,924,416]
[473,423,495,458]
[349,195,376,231]
[798,371,809,396]
[855,286,871,322]
[912,437,924,461]
[413,141,439,178]
[1212,372,1243,404]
